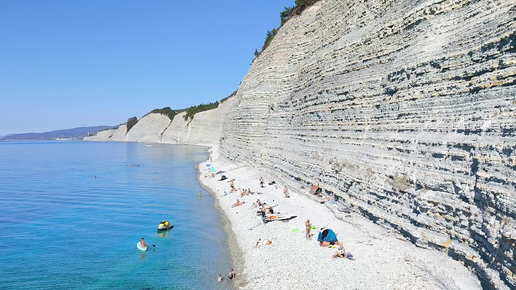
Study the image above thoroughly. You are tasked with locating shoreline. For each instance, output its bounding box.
[198,146,483,290]
[196,163,247,289]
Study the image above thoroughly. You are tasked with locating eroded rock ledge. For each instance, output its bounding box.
[219,0,515,289]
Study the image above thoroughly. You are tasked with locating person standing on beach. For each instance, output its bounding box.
[259,177,264,188]
[305,220,312,239]
[228,269,235,280]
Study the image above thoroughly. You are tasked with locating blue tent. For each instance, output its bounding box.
[317,228,338,242]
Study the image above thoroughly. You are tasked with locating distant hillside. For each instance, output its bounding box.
[0,126,114,141]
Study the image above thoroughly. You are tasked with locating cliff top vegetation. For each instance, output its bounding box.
[145,107,178,121]
[126,117,138,133]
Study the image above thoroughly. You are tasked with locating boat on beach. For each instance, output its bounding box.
[262,215,297,223]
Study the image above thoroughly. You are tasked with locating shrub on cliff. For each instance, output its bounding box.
[295,0,319,9]
[146,107,178,121]
[220,90,237,103]
[183,102,219,121]
[252,1,320,62]
[262,28,279,51]
[280,6,295,25]
[126,117,138,133]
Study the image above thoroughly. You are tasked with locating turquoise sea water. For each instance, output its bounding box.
[0,141,234,290]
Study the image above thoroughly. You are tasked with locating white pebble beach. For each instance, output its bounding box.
[198,146,482,290]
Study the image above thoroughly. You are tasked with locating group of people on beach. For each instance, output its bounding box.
[242,176,352,257]
[217,269,235,282]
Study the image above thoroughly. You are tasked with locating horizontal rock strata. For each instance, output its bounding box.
[219,0,516,289]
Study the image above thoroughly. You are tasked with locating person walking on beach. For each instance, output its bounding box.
[283,186,290,198]
[305,220,312,239]
[259,177,264,188]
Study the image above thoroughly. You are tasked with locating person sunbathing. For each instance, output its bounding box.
[332,245,346,258]
[252,199,261,208]
[232,199,245,208]
[260,204,267,217]
[240,189,249,197]
[319,241,342,247]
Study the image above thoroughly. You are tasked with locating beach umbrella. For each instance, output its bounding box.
[211,167,216,173]
[317,228,338,242]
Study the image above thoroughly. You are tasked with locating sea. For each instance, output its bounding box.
[0,141,234,290]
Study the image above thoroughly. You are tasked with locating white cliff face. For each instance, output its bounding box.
[84,124,127,141]
[125,114,171,143]
[84,129,116,141]
[109,124,127,141]
[220,0,516,289]
[162,96,236,145]
[161,112,189,144]
[85,97,235,145]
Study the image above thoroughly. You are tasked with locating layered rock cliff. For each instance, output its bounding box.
[219,0,515,289]
[85,0,515,288]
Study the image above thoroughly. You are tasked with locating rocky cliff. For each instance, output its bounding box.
[84,96,236,145]
[219,0,515,289]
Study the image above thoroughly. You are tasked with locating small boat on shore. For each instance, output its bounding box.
[263,215,297,223]
[157,220,174,231]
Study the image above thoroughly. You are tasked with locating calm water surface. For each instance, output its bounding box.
[0,141,233,290]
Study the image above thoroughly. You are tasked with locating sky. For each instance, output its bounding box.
[0,0,295,136]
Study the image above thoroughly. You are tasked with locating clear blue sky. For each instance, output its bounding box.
[0,0,295,136]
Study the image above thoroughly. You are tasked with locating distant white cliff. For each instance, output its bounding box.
[84,96,235,145]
